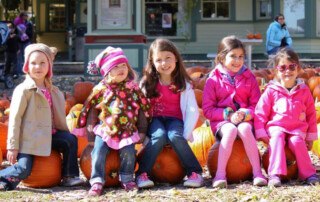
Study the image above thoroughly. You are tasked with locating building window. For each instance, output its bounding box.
[145,0,178,36]
[317,0,320,36]
[201,0,230,20]
[49,4,65,31]
[256,0,271,19]
[282,0,305,36]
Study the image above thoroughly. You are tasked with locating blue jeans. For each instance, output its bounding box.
[267,45,292,55]
[90,135,136,185]
[0,130,79,190]
[136,116,202,177]
[17,41,30,76]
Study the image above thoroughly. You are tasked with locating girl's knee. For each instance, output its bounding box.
[220,123,238,138]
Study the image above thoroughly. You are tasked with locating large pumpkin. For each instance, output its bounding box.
[261,145,298,181]
[80,145,121,187]
[188,126,215,167]
[207,139,252,183]
[313,85,320,101]
[308,76,320,95]
[137,145,185,184]
[0,122,8,157]
[73,81,94,104]
[194,89,203,108]
[22,150,62,188]
[186,66,209,76]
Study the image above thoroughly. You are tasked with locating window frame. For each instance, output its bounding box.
[200,0,231,21]
[255,0,272,20]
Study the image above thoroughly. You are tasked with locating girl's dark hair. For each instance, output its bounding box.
[268,47,301,72]
[215,35,245,65]
[274,13,284,21]
[141,38,191,98]
[19,11,28,18]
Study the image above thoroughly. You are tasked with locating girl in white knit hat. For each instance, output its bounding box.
[0,43,84,190]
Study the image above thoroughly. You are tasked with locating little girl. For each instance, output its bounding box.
[202,35,267,188]
[136,38,203,188]
[0,43,83,190]
[73,46,151,196]
[254,48,319,186]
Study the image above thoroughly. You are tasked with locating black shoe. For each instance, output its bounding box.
[13,74,18,79]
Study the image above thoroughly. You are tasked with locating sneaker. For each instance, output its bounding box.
[61,176,85,187]
[212,175,227,188]
[121,181,139,191]
[268,175,281,187]
[307,174,319,185]
[88,183,103,196]
[136,172,154,188]
[183,172,204,187]
[253,174,267,186]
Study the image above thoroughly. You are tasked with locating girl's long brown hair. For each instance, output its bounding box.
[215,35,246,65]
[141,38,191,98]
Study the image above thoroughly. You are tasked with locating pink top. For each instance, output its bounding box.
[150,82,183,120]
[254,79,317,141]
[41,89,56,134]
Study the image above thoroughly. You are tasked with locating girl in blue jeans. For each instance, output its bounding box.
[73,46,151,196]
[0,43,83,190]
[136,38,203,188]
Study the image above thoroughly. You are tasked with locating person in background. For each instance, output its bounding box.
[266,13,292,56]
[3,23,19,77]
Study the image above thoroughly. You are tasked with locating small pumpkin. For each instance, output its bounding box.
[207,139,253,183]
[21,150,62,188]
[262,145,298,181]
[0,99,10,111]
[73,81,94,104]
[254,33,262,39]
[80,145,121,187]
[188,126,215,167]
[309,76,320,94]
[137,145,185,184]
[313,85,320,101]
[246,33,254,39]
[0,122,8,157]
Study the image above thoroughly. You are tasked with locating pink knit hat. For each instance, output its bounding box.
[87,46,131,77]
[23,43,57,78]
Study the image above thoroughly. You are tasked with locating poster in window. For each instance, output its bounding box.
[100,0,127,27]
[162,13,172,28]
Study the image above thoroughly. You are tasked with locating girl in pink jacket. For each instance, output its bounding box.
[254,48,319,186]
[203,35,267,188]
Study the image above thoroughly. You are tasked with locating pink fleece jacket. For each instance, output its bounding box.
[254,79,317,141]
[202,64,261,134]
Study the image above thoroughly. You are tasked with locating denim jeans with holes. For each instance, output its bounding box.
[136,116,202,177]
[0,130,79,190]
[90,135,136,185]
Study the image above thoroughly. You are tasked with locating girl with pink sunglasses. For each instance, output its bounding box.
[254,48,319,187]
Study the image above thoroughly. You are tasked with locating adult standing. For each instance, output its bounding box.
[266,13,292,56]
[13,11,33,79]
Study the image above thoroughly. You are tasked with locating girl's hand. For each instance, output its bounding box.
[258,137,270,145]
[230,111,245,125]
[306,140,313,151]
[7,149,18,165]
[137,133,146,144]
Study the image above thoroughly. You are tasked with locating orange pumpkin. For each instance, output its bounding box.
[80,145,121,187]
[313,85,320,101]
[137,145,185,184]
[246,33,254,39]
[262,145,298,181]
[195,108,206,128]
[194,89,203,108]
[70,104,84,112]
[77,136,88,158]
[66,110,81,132]
[197,77,207,91]
[188,126,215,167]
[73,81,94,104]
[22,150,62,188]
[65,96,77,115]
[254,33,262,39]
[308,76,320,94]
[186,66,209,76]
[207,139,252,183]
[0,122,8,157]
[0,99,10,111]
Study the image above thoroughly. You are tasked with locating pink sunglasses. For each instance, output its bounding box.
[276,63,298,73]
